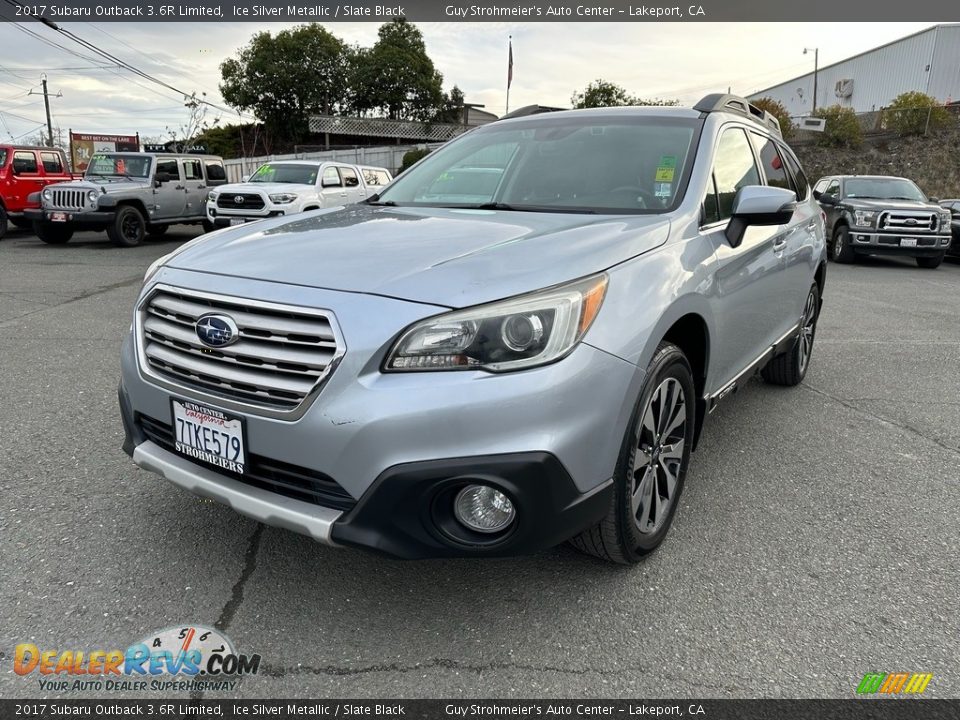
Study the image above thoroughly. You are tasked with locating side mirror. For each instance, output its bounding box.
[154,171,172,188]
[241,175,250,182]
[321,178,341,188]
[818,193,838,205]
[725,186,797,248]
[928,196,939,203]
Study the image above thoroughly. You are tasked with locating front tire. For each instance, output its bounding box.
[0,206,7,240]
[107,206,146,247]
[761,283,820,387]
[570,342,695,564]
[33,221,74,244]
[830,226,855,263]
[916,253,944,269]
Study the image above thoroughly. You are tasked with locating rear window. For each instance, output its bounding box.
[205,160,226,181]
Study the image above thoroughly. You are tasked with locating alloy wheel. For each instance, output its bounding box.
[798,290,817,374]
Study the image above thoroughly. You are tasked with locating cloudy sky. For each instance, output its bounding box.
[0,21,934,144]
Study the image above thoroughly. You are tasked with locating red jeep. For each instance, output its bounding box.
[0,145,76,239]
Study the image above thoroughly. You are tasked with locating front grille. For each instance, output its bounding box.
[217,193,265,210]
[49,188,86,211]
[138,415,355,510]
[139,286,343,412]
[878,211,938,233]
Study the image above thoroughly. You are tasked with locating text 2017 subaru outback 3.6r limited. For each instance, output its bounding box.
[120,94,827,563]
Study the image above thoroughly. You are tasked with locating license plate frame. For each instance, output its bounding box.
[229,218,247,226]
[170,398,247,475]
[900,237,918,248]
[49,212,68,222]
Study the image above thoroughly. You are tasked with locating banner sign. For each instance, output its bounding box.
[69,132,140,173]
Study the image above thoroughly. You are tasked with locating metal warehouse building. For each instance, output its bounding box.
[747,24,960,118]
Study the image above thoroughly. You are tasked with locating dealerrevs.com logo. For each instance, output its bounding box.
[14,625,260,693]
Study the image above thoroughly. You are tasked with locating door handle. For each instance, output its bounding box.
[806,221,817,231]
[773,237,788,251]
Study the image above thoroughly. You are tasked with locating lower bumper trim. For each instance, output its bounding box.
[132,440,343,545]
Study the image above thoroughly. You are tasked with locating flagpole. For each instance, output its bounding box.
[505,35,512,115]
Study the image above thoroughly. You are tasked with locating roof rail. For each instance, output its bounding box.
[694,93,782,136]
[499,104,565,120]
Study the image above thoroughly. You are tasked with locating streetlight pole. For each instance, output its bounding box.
[804,47,819,114]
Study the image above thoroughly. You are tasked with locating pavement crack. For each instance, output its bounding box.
[216,524,265,633]
[260,657,623,678]
[0,275,143,327]
[802,383,960,458]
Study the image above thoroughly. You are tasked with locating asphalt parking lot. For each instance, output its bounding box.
[1,225,958,700]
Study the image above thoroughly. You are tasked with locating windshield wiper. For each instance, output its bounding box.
[887,196,920,200]
[366,199,398,206]
[473,202,597,214]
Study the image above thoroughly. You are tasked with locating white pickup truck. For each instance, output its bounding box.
[206,160,392,229]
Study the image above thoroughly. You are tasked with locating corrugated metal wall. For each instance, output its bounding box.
[747,25,960,117]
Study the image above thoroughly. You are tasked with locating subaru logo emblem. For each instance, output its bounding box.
[234,195,244,204]
[196,314,239,348]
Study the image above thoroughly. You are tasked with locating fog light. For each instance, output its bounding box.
[454,485,515,534]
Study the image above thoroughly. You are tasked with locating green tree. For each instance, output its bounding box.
[350,19,445,121]
[750,97,794,140]
[571,79,678,109]
[398,147,431,173]
[885,91,950,136]
[220,24,350,143]
[816,105,862,148]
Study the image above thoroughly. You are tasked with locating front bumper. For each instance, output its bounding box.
[25,208,114,225]
[119,273,641,558]
[849,230,951,255]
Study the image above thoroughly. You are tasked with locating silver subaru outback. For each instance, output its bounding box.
[119,94,827,563]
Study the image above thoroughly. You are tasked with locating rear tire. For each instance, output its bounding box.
[33,221,74,244]
[916,253,944,269]
[0,206,7,240]
[107,206,146,247]
[761,283,820,387]
[830,226,855,263]
[570,342,695,564]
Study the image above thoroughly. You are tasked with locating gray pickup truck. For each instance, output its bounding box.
[26,152,228,247]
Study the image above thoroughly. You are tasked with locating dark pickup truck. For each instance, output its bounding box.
[813,175,953,269]
[0,145,77,239]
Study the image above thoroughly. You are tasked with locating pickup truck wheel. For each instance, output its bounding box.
[108,206,146,247]
[33,221,74,244]
[202,220,214,233]
[570,342,694,564]
[916,253,944,269]
[830,226,855,263]
[146,224,168,238]
[0,206,7,240]
[761,283,820,386]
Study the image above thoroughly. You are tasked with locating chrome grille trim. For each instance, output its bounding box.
[878,210,938,233]
[136,284,346,420]
[49,188,87,211]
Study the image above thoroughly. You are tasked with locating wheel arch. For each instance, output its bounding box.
[660,313,710,452]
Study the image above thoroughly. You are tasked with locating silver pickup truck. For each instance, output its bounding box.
[26,152,228,247]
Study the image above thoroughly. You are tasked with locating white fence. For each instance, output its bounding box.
[222,143,443,183]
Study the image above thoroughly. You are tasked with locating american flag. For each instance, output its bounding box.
[508,39,513,89]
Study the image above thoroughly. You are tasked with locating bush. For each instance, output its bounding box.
[885,91,951,136]
[816,105,862,148]
[751,97,794,140]
[398,147,430,174]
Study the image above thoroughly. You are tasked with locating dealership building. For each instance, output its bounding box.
[747,24,960,118]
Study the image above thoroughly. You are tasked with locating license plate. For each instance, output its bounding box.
[900,238,918,248]
[50,212,68,222]
[171,399,246,474]
[229,218,247,226]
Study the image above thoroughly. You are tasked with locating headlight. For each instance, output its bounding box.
[87,190,99,203]
[207,191,219,202]
[143,252,173,284]
[853,210,876,227]
[384,274,608,372]
[268,193,297,204]
[42,188,52,201]
[939,211,952,228]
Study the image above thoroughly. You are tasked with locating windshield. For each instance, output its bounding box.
[376,115,699,213]
[249,163,319,185]
[85,154,151,178]
[845,178,926,201]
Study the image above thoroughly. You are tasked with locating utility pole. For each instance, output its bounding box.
[804,47,819,114]
[41,74,54,147]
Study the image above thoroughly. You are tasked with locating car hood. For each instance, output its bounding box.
[49,178,150,193]
[169,204,672,308]
[845,198,939,212]
[216,182,314,195]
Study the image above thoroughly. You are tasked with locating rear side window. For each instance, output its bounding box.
[40,152,63,173]
[780,148,810,200]
[339,167,360,187]
[204,160,226,182]
[712,128,760,220]
[362,169,390,186]
[750,134,790,191]
[13,151,38,174]
[182,159,202,180]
